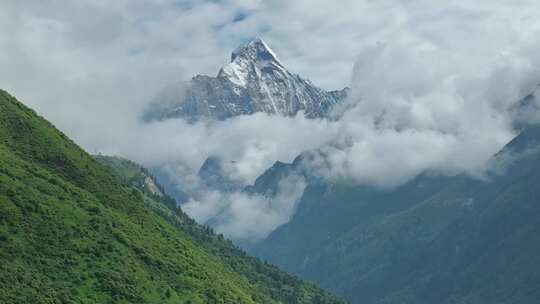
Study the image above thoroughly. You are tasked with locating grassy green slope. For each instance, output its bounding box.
[0,90,343,304]
[95,155,342,304]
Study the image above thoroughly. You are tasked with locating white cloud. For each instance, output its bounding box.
[183,175,306,242]
[104,112,338,186]
[2,1,540,241]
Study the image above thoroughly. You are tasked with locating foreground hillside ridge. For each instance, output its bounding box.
[0,90,343,304]
[95,154,344,304]
[144,38,348,122]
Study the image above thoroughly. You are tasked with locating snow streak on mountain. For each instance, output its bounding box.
[145,38,348,122]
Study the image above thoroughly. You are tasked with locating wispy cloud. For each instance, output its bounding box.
[2,0,540,241]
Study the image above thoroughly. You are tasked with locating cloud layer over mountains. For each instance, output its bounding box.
[2,0,540,241]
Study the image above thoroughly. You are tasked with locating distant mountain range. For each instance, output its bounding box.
[248,124,540,304]
[144,38,348,122]
[140,38,540,304]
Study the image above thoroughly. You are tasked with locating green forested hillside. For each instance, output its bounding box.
[253,126,540,304]
[94,155,342,304]
[0,90,343,304]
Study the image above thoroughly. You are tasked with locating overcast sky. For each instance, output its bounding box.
[2,0,540,242]
[2,0,540,150]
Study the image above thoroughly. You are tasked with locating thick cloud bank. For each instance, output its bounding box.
[2,1,540,241]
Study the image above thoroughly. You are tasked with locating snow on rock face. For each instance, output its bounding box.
[145,38,348,122]
[218,38,286,88]
[232,38,283,66]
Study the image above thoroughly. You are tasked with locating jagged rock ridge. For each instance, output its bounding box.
[145,38,348,121]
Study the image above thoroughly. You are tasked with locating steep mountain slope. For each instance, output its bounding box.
[0,90,343,304]
[144,38,347,122]
[252,126,540,304]
[250,156,454,274]
[95,155,167,198]
[95,154,343,304]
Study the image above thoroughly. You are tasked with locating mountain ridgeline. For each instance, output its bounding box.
[249,126,540,303]
[144,38,348,122]
[137,37,540,304]
[0,90,344,304]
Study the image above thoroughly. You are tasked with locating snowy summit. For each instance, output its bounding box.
[217,38,285,87]
[145,38,348,122]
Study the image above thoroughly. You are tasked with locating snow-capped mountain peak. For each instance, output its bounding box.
[144,38,348,122]
[217,38,286,87]
[232,38,283,66]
